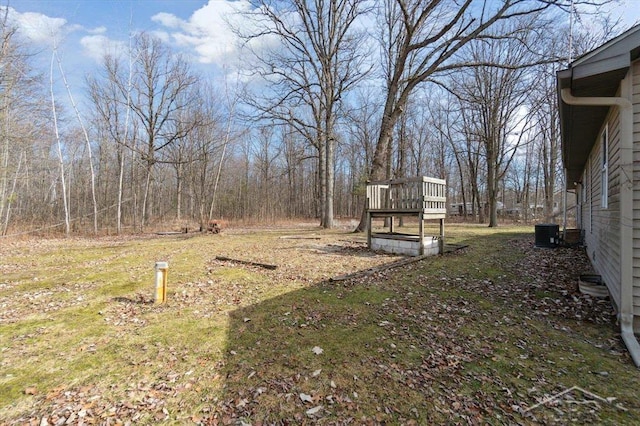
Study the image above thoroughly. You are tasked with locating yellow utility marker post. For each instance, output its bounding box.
[154,261,168,304]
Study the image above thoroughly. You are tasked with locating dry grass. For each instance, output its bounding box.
[0,223,639,424]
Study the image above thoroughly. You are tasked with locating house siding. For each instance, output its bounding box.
[580,166,589,238]
[581,104,622,307]
[633,60,640,316]
[608,107,622,308]
[559,27,640,351]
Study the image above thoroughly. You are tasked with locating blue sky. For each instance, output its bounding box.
[4,0,640,112]
[5,0,257,91]
[8,0,639,62]
[12,0,206,29]
[10,0,640,65]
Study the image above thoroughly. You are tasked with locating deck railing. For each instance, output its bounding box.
[366,177,446,217]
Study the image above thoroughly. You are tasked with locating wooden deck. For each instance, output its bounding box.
[366,177,446,217]
[366,177,446,256]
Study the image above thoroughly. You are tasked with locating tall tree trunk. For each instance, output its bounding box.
[487,143,498,228]
[55,50,98,234]
[50,52,70,235]
[2,151,22,235]
[543,127,558,222]
[141,163,152,228]
[118,38,134,234]
[354,94,406,232]
[176,161,183,220]
[397,115,407,227]
[0,96,9,228]
[324,133,335,228]
[522,143,532,223]
[117,148,124,234]
[317,139,325,225]
[451,146,467,217]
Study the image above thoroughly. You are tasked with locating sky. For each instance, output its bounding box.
[7,0,640,68]
[6,1,256,79]
[1,0,269,124]
[3,0,640,111]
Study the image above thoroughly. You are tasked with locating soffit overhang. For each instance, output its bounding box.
[558,26,640,188]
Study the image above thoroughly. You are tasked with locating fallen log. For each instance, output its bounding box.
[444,243,469,253]
[278,236,321,240]
[215,256,278,270]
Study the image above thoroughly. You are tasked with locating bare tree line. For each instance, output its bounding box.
[0,0,621,236]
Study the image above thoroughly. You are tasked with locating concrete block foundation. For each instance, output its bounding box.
[370,234,440,257]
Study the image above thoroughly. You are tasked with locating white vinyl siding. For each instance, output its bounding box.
[589,158,593,233]
[582,102,622,308]
[631,60,640,317]
[601,125,609,209]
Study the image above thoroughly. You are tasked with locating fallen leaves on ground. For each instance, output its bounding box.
[2,229,638,425]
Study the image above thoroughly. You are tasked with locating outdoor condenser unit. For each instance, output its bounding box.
[535,223,559,248]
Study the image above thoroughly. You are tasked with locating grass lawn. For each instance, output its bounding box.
[0,223,638,424]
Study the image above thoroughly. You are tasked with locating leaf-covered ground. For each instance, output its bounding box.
[1,224,639,425]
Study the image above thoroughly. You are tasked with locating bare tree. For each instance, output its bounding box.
[88,51,136,233]
[240,0,371,228]
[343,87,382,214]
[354,0,594,231]
[429,94,472,217]
[54,49,99,234]
[529,70,561,222]
[49,50,69,235]
[281,124,310,217]
[0,9,48,235]
[529,13,622,222]
[454,19,542,227]
[130,34,200,227]
[89,33,200,229]
[208,75,243,224]
[459,102,485,222]
[0,9,17,233]
[182,84,225,226]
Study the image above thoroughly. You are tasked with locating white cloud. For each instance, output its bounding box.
[88,26,107,35]
[150,30,172,44]
[80,34,126,62]
[150,0,260,67]
[8,9,68,44]
[3,6,107,48]
[151,12,183,29]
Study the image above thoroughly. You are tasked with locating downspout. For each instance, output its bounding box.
[561,85,640,367]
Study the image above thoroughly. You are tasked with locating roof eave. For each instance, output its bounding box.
[558,52,633,189]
